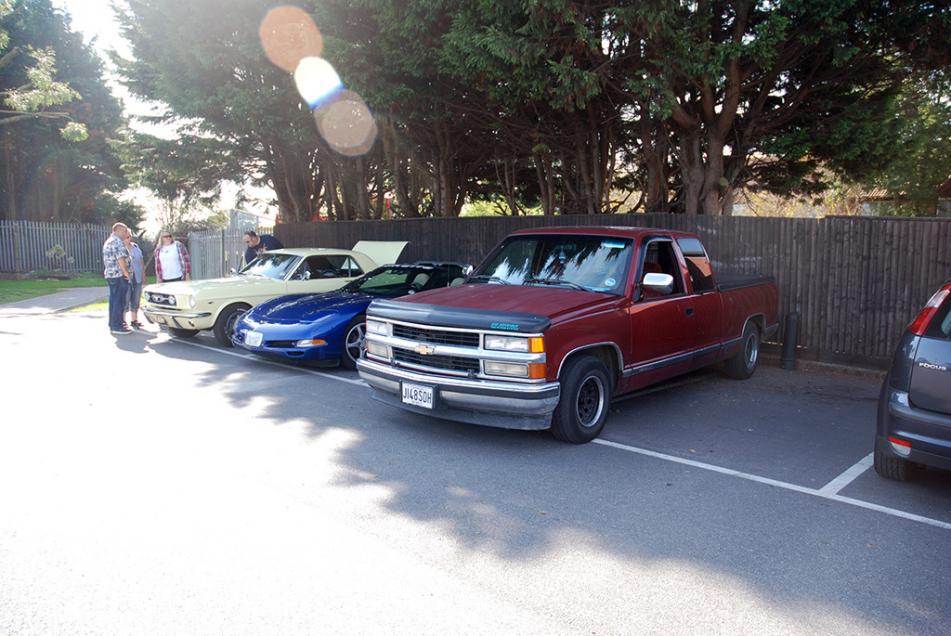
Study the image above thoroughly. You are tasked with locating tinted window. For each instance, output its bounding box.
[640,240,684,299]
[344,265,464,296]
[676,238,715,292]
[476,235,633,294]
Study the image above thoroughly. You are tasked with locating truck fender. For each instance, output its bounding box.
[556,342,623,388]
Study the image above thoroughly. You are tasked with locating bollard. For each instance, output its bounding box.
[781,311,799,371]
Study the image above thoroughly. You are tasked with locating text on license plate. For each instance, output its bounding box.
[401,382,434,409]
[246,331,264,347]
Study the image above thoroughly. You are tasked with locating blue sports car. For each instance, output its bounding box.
[232,262,466,368]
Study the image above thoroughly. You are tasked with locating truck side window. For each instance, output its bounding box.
[676,238,715,292]
[640,241,684,299]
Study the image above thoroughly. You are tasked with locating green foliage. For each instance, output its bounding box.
[866,80,951,214]
[0,0,125,222]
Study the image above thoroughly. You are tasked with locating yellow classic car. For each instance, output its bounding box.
[142,241,408,346]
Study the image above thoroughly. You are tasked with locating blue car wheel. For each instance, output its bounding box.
[342,315,366,370]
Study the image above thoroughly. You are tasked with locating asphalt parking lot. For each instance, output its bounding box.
[2,308,950,635]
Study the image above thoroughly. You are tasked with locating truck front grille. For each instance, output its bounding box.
[392,324,480,348]
[393,347,481,374]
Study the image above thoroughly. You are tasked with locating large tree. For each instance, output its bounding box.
[0,0,123,223]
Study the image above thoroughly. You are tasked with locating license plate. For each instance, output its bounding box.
[246,331,264,347]
[401,382,434,409]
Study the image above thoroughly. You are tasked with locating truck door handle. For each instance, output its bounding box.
[685,307,694,317]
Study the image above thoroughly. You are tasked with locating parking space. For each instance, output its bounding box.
[171,324,951,528]
[3,310,951,634]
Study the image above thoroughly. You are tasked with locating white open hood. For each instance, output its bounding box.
[351,240,409,267]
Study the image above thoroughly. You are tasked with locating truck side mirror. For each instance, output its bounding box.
[463,264,474,277]
[642,272,674,295]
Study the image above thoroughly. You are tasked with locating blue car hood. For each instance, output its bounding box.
[251,291,374,325]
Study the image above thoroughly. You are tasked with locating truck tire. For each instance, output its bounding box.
[167,327,199,339]
[550,355,612,444]
[341,315,366,370]
[213,303,251,348]
[723,322,760,379]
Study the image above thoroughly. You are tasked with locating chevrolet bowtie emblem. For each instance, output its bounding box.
[414,344,436,355]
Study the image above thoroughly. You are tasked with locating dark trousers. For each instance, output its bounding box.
[107,277,129,331]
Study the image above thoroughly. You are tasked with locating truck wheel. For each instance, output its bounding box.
[550,355,612,444]
[214,303,251,348]
[341,315,366,370]
[167,327,199,339]
[723,323,760,379]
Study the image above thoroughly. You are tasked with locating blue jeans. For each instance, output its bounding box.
[126,281,143,312]
[107,277,130,331]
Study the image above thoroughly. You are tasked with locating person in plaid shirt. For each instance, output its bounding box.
[154,231,191,282]
[102,222,132,335]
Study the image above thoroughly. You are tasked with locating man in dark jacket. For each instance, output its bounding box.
[243,230,284,265]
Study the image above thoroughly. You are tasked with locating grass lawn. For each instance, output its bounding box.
[0,273,108,304]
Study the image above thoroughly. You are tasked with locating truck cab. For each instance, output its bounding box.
[357,227,778,443]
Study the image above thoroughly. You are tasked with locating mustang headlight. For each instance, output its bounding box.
[366,320,391,337]
[484,335,545,353]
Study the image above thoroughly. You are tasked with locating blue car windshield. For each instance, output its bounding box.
[474,235,633,295]
[239,253,299,280]
[343,265,462,295]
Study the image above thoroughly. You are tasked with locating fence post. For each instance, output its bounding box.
[12,220,22,273]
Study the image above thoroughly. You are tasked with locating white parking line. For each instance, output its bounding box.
[818,453,873,496]
[160,333,951,533]
[594,439,951,532]
[168,336,368,387]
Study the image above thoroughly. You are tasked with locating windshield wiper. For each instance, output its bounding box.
[468,274,510,285]
[525,277,589,292]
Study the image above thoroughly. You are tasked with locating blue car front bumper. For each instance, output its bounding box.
[232,324,345,362]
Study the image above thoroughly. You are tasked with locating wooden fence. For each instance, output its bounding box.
[275,214,951,369]
[0,220,111,274]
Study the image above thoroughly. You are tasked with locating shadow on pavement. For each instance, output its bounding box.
[143,331,951,634]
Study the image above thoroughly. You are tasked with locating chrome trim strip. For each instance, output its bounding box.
[358,358,559,394]
[369,333,546,364]
[622,342,723,377]
[142,309,212,319]
[371,315,544,339]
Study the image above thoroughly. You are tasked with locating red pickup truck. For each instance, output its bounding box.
[357,227,779,443]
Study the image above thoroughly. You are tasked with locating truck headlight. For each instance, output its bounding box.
[365,340,390,360]
[366,320,391,337]
[484,335,544,353]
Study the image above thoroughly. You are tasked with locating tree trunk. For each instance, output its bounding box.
[678,131,704,215]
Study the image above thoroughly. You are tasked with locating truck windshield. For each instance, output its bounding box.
[239,253,300,280]
[474,235,633,295]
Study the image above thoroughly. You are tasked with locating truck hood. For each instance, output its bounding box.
[144,275,281,298]
[372,284,621,332]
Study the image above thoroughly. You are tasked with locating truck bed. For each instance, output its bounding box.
[717,272,776,292]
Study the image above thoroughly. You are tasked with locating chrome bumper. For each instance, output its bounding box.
[143,307,213,330]
[356,358,560,431]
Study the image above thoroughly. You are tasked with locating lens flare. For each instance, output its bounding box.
[294,57,344,109]
[259,6,323,73]
[314,91,378,157]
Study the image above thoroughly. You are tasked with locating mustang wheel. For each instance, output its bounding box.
[550,355,612,444]
[214,303,251,348]
[342,315,366,370]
